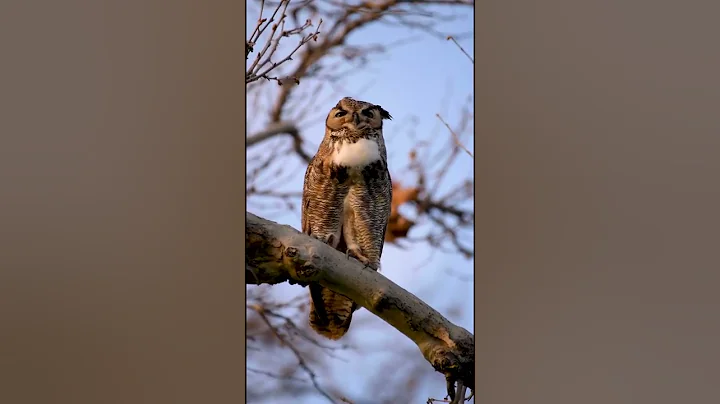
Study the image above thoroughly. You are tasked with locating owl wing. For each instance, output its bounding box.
[343,158,392,269]
[371,141,392,261]
[301,155,357,340]
[373,160,393,261]
[301,155,347,243]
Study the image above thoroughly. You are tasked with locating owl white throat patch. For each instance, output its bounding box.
[331,138,380,168]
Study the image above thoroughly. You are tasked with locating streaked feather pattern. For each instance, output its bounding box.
[302,97,392,340]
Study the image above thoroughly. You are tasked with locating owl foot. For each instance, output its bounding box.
[310,233,335,247]
[346,247,375,270]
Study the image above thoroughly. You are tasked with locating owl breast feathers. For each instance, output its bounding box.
[301,97,393,340]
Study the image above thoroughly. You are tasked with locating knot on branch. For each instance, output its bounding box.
[427,345,459,374]
[369,289,392,313]
[294,262,319,281]
[280,245,321,283]
[424,342,475,401]
[284,246,298,257]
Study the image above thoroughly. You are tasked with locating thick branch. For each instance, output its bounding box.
[246,212,474,395]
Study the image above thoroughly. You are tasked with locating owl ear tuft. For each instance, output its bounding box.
[375,105,392,120]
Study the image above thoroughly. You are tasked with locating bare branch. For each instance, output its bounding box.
[267,0,474,122]
[246,212,475,398]
[251,20,323,83]
[246,121,312,162]
[247,121,297,146]
[446,35,474,64]
[246,0,323,84]
[436,113,473,158]
[251,304,338,403]
[247,366,308,383]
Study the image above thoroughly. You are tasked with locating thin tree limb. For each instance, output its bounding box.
[446,35,473,64]
[246,121,312,162]
[252,304,337,403]
[436,113,473,158]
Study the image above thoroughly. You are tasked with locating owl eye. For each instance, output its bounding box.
[361,109,374,118]
[334,110,347,118]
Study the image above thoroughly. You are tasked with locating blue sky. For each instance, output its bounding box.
[247,3,474,402]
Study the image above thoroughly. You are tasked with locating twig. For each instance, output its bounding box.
[426,211,473,258]
[253,306,338,404]
[446,36,474,63]
[251,19,323,82]
[248,189,304,199]
[247,366,308,382]
[258,306,351,355]
[246,0,323,84]
[246,0,268,58]
[246,121,313,162]
[436,113,473,158]
[247,0,286,68]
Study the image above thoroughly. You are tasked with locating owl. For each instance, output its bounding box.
[301,97,393,340]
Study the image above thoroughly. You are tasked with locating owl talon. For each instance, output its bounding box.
[310,233,335,247]
[346,247,373,267]
[345,247,365,263]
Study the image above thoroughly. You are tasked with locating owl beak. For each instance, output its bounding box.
[352,112,360,125]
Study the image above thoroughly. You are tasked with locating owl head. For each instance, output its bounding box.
[325,97,392,135]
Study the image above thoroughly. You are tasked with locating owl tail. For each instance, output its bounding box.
[309,284,357,340]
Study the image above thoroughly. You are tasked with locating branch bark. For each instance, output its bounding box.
[246,212,475,396]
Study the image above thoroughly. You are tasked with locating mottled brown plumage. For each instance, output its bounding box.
[301,97,393,340]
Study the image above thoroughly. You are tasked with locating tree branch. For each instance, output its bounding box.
[246,121,312,162]
[246,212,475,397]
[266,0,474,123]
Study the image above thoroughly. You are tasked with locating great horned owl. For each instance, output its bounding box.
[301,97,393,340]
